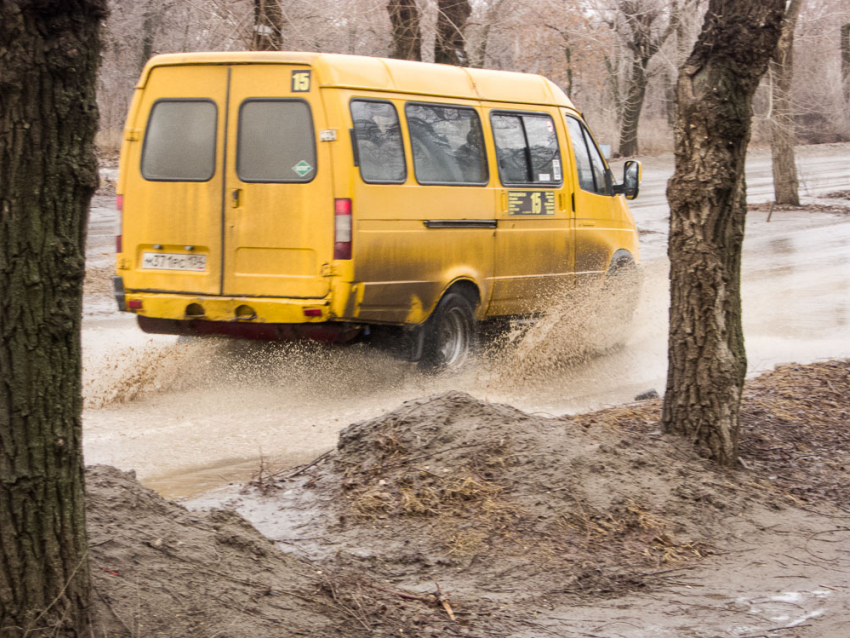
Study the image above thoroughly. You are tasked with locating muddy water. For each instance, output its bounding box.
[82,148,850,498]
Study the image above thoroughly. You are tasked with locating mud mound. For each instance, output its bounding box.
[570,360,850,511]
[88,465,344,637]
[241,391,791,603]
[87,465,523,636]
[739,360,850,508]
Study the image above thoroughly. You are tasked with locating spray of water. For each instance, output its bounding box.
[82,264,670,496]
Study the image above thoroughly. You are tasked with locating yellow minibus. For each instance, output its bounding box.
[114,52,641,370]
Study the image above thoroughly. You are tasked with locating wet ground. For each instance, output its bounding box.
[81,143,850,498]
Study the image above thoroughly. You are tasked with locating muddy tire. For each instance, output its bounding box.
[419,292,477,372]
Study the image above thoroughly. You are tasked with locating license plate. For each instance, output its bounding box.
[142,252,206,272]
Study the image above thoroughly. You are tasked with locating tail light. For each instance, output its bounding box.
[334,198,352,260]
[115,195,124,253]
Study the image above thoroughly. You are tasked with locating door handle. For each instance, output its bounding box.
[231,188,241,208]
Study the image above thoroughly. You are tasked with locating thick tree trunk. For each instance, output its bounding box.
[387,0,422,61]
[770,0,801,206]
[663,1,785,465]
[435,0,471,66]
[0,0,105,635]
[251,0,284,51]
[841,23,850,104]
[617,57,649,157]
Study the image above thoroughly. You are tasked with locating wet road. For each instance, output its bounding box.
[82,144,850,497]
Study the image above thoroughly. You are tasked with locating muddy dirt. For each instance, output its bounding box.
[87,360,850,637]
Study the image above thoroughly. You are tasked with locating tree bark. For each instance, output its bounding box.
[841,23,850,104]
[0,0,105,635]
[251,0,284,51]
[387,0,422,61]
[663,0,785,466]
[435,0,471,66]
[617,57,649,157]
[770,0,802,206]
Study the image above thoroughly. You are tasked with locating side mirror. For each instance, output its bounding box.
[614,160,641,200]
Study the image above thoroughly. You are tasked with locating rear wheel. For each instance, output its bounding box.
[419,292,477,372]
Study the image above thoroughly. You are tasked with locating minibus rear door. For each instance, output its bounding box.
[123,64,228,295]
[221,65,333,299]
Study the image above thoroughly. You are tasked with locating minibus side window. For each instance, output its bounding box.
[405,103,488,186]
[350,100,406,184]
[491,112,563,187]
[490,115,528,183]
[237,99,316,183]
[565,116,611,196]
[141,100,217,182]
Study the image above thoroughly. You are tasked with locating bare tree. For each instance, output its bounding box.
[663,0,786,465]
[435,0,472,65]
[472,0,507,68]
[770,0,803,205]
[605,0,679,157]
[252,0,285,50]
[388,0,422,60]
[0,0,106,634]
[138,1,159,73]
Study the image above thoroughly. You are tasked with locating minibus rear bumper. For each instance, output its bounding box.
[121,290,359,343]
[137,316,360,343]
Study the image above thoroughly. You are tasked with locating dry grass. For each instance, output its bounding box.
[96,127,123,161]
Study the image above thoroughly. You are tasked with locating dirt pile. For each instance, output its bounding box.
[87,465,519,636]
[88,465,346,637]
[567,360,850,511]
[238,392,798,605]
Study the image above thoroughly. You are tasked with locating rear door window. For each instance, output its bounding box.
[491,112,562,187]
[141,99,217,181]
[350,100,406,183]
[237,99,316,183]
[405,103,488,185]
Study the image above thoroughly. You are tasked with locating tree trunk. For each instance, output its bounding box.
[663,0,785,466]
[841,23,850,104]
[138,1,158,74]
[251,0,284,51]
[617,57,649,157]
[0,1,104,635]
[770,0,801,206]
[473,0,505,69]
[387,0,422,61]
[435,0,471,66]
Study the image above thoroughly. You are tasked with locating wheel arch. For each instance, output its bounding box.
[608,249,636,274]
[439,278,482,319]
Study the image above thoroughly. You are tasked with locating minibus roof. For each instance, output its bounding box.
[139,52,575,110]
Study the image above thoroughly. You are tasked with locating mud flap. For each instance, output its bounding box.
[407,324,425,362]
[113,276,126,312]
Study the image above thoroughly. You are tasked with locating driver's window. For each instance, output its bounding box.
[565,115,610,196]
